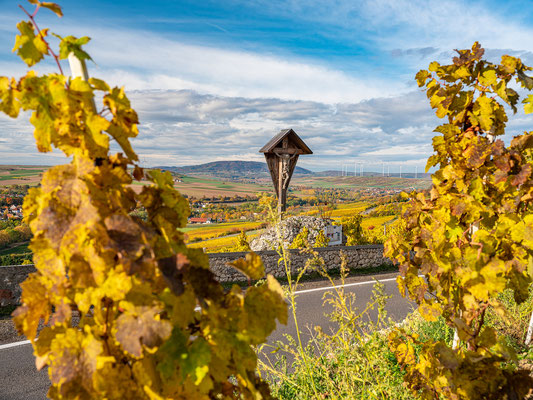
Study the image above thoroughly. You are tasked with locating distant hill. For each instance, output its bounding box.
[159,161,314,180]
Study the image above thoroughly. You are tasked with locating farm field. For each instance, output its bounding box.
[188,231,260,252]
[129,171,431,199]
[0,165,47,185]
[130,174,272,198]
[183,221,264,242]
[0,166,273,198]
[361,215,396,229]
[336,201,371,209]
[315,200,396,227]
[0,243,30,256]
[293,175,431,191]
[0,243,33,266]
[0,166,409,257]
[0,166,431,194]
[1,166,403,256]
[186,213,396,253]
[329,202,371,218]
[170,175,272,198]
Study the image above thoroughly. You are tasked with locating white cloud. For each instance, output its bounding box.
[2,86,531,172]
[123,89,441,171]
[0,18,402,105]
[359,0,529,50]
[92,40,401,103]
[262,0,533,51]
[0,89,438,170]
[2,1,533,171]
[361,144,433,156]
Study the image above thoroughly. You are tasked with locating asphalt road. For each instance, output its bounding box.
[0,275,414,400]
[0,344,48,400]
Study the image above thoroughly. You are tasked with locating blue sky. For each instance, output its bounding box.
[1,0,533,172]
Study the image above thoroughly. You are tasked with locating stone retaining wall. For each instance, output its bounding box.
[0,245,391,306]
[0,265,36,307]
[210,244,391,282]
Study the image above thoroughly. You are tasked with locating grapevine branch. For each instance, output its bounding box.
[103,298,112,356]
[18,4,65,76]
[31,4,40,17]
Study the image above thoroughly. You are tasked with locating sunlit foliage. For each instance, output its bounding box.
[386,42,533,399]
[2,2,287,398]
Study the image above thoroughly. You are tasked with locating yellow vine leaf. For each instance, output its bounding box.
[228,251,265,280]
[40,2,63,17]
[0,77,20,117]
[115,306,172,358]
[241,275,288,344]
[3,3,288,398]
[13,21,48,66]
[385,42,533,399]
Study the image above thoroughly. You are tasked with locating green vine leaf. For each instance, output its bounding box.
[57,35,92,61]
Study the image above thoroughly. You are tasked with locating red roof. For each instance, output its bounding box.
[189,217,210,223]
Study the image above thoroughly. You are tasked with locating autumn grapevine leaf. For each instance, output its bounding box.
[2,1,288,399]
[386,42,533,399]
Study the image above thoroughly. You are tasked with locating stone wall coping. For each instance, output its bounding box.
[207,244,384,259]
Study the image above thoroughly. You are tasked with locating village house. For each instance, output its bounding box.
[1,205,23,220]
[188,217,212,224]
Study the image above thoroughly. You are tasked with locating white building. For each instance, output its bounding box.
[324,224,343,246]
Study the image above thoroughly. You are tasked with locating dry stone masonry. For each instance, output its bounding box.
[0,264,36,307]
[1,245,391,305]
[250,216,336,250]
[210,244,391,282]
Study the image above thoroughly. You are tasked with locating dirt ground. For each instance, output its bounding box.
[0,166,47,186]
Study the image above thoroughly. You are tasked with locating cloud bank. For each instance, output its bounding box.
[0,88,439,171]
[1,0,533,169]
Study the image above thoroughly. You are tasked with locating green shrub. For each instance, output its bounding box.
[258,239,411,399]
[484,286,533,354]
[260,280,412,399]
[0,252,33,266]
[232,230,251,252]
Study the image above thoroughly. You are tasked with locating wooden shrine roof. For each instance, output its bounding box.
[259,129,313,154]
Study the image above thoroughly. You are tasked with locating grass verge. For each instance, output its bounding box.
[221,262,397,290]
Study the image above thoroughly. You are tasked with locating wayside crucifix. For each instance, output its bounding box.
[260,129,312,214]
